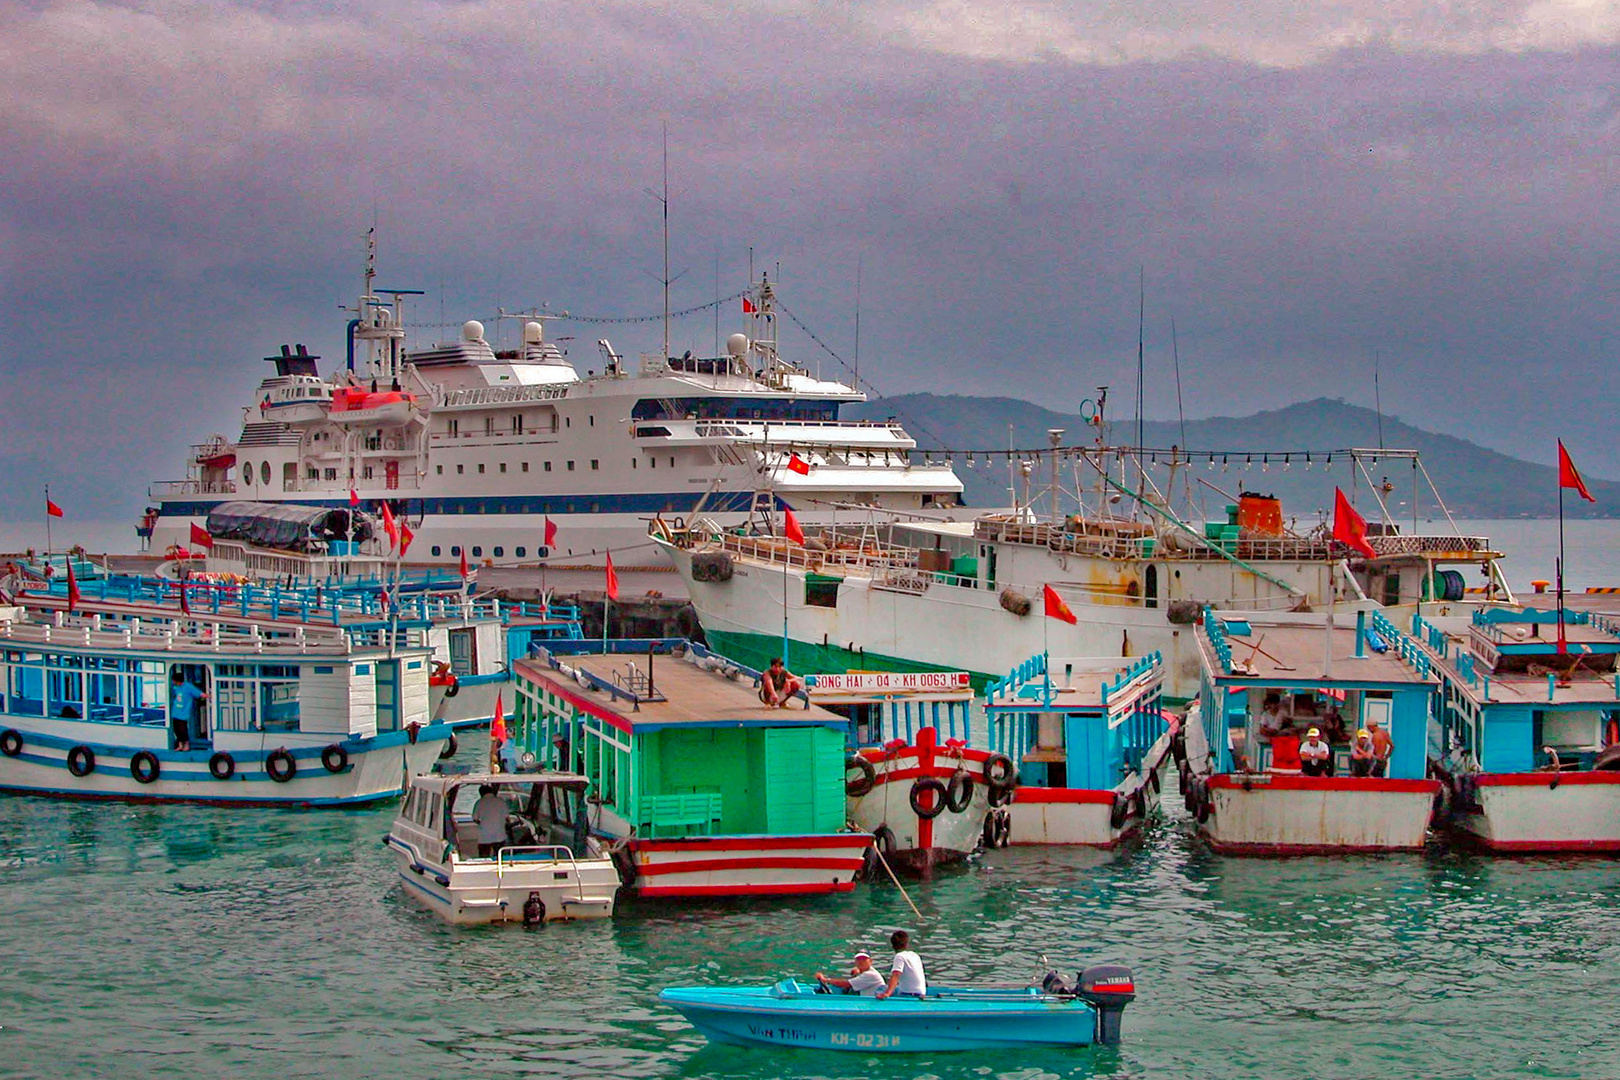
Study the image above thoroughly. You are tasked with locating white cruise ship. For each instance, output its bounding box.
[144,258,962,567]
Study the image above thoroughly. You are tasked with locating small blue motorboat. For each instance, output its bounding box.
[658,966,1135,1052]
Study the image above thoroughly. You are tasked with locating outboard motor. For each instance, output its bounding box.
[1078,964,1136,1046]
[522,891,545,926]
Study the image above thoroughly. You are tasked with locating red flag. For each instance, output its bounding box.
[1558,440,1597,503]
[66,561,80,613]
[1332,487,1377,558]
[1043,583,1077,624]
[459,546,469,579]
[544,516,557,547]
[783,507,805,546]
[742,295,758,314]
[605,551,620,601]
[398,522,414,558]
[787,453,811,476]
[490,692,508,743]
[189,522,213,550]
[381,502,399,550]
[46,499,64,518]
[349,488,360,508]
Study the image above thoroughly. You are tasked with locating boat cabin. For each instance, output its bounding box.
[396,772,596,861]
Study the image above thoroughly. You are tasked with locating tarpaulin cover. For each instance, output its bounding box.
[205,501,374,553]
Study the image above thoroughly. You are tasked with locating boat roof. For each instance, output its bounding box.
[1197,619,1436,689]
[407,771,589,794]
[515,651,849,733]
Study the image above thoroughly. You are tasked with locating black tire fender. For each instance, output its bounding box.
[67,745,96,778]
[1110,792,1129,829]
[845,753,877,797]
[994,810,1012,848]
[129,751,160,784]
[208,751,236,780]
[265,748,296,783]
[321,744,349,774]
[910,777,947,820]
[872,824,898,860]
[983,753,1017,788]
[0,729,22,758]
[439,732,459,760]
[945,770,975,814]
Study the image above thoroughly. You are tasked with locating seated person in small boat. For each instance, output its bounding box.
[1298,727,1332,777]
[815,950,886,996]
[760,657,803,708]
[876,930,927,1000]
[472,784,509,857]
[1368,717,1393,777]
[1349,729,1377,777]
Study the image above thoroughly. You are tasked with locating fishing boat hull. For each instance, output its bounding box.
[429,672,510,730]
[0,722,451,806]
[846,727,996,871]
[659,981,1116,1052]
[627,833,871,898]
[1451,772,1620,852]
[385,837,619,924]
[1195,773,1439,854]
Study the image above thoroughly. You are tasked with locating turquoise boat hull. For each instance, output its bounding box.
[659,979,1105,1052]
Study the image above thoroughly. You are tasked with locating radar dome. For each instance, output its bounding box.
[524,321,544,344]
[462,320,485,341]
[726,333,749,357]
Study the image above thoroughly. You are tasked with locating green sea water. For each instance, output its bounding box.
[3,752,1618,1080]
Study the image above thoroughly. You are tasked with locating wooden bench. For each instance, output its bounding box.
[637,792,723,838]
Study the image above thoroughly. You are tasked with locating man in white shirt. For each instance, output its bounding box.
[876,930,927,999]
[472,784,509,857]
[1299,727,1332,778]
[814,951,886,996]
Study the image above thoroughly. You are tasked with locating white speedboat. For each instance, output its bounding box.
[385,771,619,924]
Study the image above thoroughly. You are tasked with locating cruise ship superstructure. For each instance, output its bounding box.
[145,259,962,566]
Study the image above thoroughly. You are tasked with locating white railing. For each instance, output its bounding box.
[439,385,570,408]
[149,480,238,496]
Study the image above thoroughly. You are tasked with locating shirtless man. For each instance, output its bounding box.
[760,657,803,708]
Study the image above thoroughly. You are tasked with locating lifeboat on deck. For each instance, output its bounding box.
[328,386,420,426]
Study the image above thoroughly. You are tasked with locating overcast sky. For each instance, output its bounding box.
[3,0,1616,518]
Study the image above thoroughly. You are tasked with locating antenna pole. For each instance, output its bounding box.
[1135,269,1146,504]
[1374,350,1385,450]
[662,125,670,366]
[854,254,862,391]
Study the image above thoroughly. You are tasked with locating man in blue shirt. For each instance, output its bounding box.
[169,669,206,752]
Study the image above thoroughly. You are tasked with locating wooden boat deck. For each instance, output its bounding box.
[539,652,849,729]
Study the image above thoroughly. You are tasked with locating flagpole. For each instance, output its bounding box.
[44,484,52,568]
[1557,480,1567,656]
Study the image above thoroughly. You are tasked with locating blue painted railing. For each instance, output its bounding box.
[1204,607,1233,674]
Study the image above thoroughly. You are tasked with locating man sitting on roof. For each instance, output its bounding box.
[760,657,803,708]
[1299,727,1332,777]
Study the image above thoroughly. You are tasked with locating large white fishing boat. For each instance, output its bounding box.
[144,245,961,568]
[654,446,1511,702]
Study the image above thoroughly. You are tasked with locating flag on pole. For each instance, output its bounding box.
[1332,488,1377,558]
[46,498,64,518]
[1043,583,1077,624]
[544,516,557,547]
[179,577,190,615]
[349,488,360,508]
[605,551,620,601]
[459,546,469,580]
[189,523,213,550]
[398,522,414,557]
[1558,440,1597,502]
[381,502,399,550]
[66,561,80,613]
[783,506,805,546]
[742,295,758,314]
[490,691,507,771]
[787,453,811,475]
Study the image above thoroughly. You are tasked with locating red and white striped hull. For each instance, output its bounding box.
[627,833,871,898]
[1455,772,1620,852]
[1198,774,1439,854]
[846,726,993,872]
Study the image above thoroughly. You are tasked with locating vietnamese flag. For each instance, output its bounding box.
[46,498,64,518]
[459,546,469,579]
[349,488,360,508]
[1043,583,1077,624]
[178,577,191,615]
[1332,487,1377,558]
[398,522,415,558]
[783,506,805,546]
[605,550,620,601]
[544,516,557,548]
[381,501,399,551]
[189,522,213,550]
[1559,440,1597,503]
[787,453,811,476]
[490,692,508,743]
[66,561,80,613]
